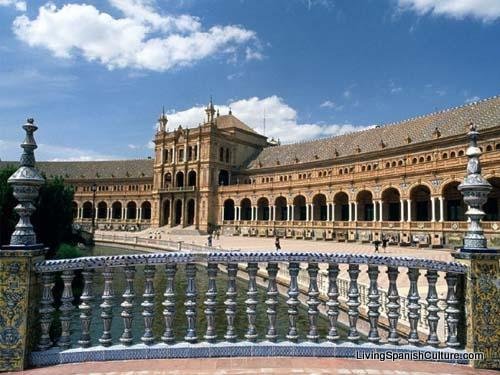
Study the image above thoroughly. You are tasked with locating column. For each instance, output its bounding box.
[373,201,377,222]
[431,197,436,222]
[326,203,331,221]
[378,201,383,222]
[348,202,352,222]
[331,203,335,221]
[306,204,310,221]
[400,200,405,222]
[439,197,444,222]
[234,206,238,221]
[354,202,358,222]
[310,204,314,221]
[407,199,412,222]
[196,141,200,161]
[269,206,273,221]
[221,206,225,222]
[94,206,98,220]
[137,207,142,221]
[107,207,111,221]
[251,206,254,221]
[123,206,127,221]
[171,146,174,164]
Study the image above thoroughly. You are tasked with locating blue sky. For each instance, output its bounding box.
[0,0,499,161]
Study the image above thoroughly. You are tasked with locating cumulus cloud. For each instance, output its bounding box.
[165,96,365,143]
[0,0,26,11]
[12,1,261,71]
[398,0,500,22]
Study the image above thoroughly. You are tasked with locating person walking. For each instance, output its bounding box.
[275,236,281,251]
[373,239,380,253]
[382,236,388,253]
[207,234,213,247]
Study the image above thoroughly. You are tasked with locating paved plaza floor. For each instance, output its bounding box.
[14,357,497,375]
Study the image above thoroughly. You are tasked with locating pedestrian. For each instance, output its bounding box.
[373,240,380,253]
[216,229,220,240]
[275,236,281,251]
[382,236,388,252]
[207,234,213,247]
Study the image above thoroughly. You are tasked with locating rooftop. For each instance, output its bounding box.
[246,95,500,169]
[0,159,154,180]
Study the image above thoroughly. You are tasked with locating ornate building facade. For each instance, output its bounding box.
[2,97,500,247]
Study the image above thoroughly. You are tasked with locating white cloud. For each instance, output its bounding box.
[0,139,117,161]
[398,0,500,22]
[390,87,402,94]
[320,100,344,111]
[465,95,480,103]
[165,96,365,143]
[12,1,261,71]
[0,0,26,11]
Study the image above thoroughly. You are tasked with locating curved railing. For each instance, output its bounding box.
[31,251,468,367]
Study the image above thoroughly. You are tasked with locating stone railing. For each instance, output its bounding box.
[29,251,468,367]
[94,232,232,252]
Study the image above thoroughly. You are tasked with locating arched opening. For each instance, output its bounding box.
[188,170,197,187]
[226,148,230,163]
[274,196,287,221]
[356,190,373,221]
[240,198,252,220]
[127,202,137,220]
[186,199,195,226]
[381,188,400,221]
[484,177,500,221]
[218,170,229,186]
[410,185,431,221]
[162,200,171,226]
[72,202,78,219]
[443,182,465,221]
[257,197,269,220]
[112,201,122,220]
[97,201,107,219]
[334,192,349,221]
[223,199,235,220]
[82,201,93,219]
[176,172,184,187]
[174,200,183,225]
[188,146,193,160]
[219,147,224,162]
[293,195,306,221]
[312,194,327,221]
[141,201,151,220]
[164,172,172,188]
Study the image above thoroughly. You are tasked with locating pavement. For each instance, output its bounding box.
[14,357,498,375]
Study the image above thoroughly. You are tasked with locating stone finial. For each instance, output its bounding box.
[7,118,45,246]
[457,121,492,251]
[205,97,216,123]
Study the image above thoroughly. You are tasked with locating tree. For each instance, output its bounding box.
[0,165,17,246]
[0,167,75,257]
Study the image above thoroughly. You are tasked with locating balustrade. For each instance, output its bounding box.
[31,251,467,366]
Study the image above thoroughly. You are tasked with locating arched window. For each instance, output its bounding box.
[176,171,184,187]
[219,147,224,162]
[82,202,93,219]
[226,148,230,163]
[141,201,151,220]
[188,170,197,187]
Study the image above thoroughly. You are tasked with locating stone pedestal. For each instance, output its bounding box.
[453,250,499,369]
[0,246,46,372]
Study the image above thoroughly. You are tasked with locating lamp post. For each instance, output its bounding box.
[91,183,97,235]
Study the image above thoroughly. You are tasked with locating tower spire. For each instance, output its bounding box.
[205,96,216,123]
[158,106,168,132]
